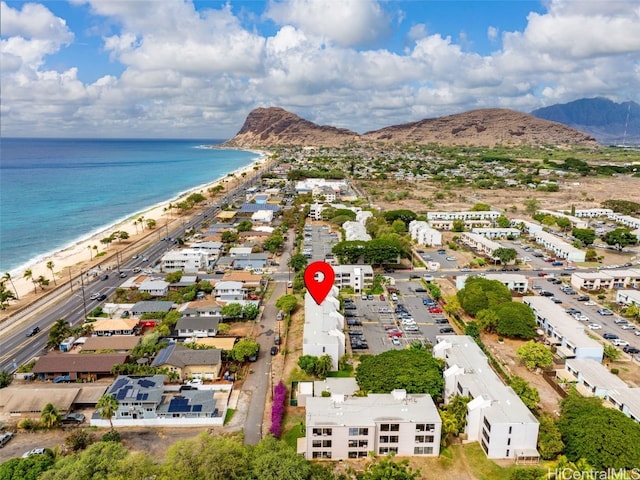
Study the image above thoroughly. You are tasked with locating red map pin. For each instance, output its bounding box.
[304,261,335,305]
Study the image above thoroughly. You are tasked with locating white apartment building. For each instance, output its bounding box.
[342,221,371,241]
[558,359,640,423]
[302,389,442,460]
[429,219,492,231]
[609,213,640,230]
[427,211,501,222]
[573,208,614,218]
[523,297,603,362]
[616,289,640,307]
[537,210,588,229]
[160,249,208,272]
[510,219,543,234]
[471,228,521,239]
[460,232,502,258]
[409,220,442,246]
[533,231,586,262]
[333,265,374,293]
[433,336,539,461]
[571,269,640,291]
[456,274,528,293]
[302,287,345,370]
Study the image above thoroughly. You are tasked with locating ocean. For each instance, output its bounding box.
[0,138,260,274]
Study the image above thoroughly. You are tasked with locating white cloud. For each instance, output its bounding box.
[265,0,392,47]
[0,0,639,138]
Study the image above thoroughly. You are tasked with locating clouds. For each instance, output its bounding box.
[1,0,638,138]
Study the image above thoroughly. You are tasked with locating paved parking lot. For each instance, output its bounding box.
[345,278,456,355]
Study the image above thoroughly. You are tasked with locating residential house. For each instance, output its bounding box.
[90,318,140,336]
[302,389,441,460]
[151,343,222,380]
[160,249,208,272]
[31,353,129,381]
[138,279,170,297]
[131,301,175,318]
[232,253,269,270]
[175,316,220,338]
[433,336,539,461]
[213,281,246,303]
[81,335,140,353]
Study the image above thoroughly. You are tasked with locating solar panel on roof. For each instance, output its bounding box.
[111,378,128,392]
[116,390,127,400]
[192,405,202,412]
[138,379,155,388]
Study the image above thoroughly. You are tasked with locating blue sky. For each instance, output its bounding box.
[1,0,638,138]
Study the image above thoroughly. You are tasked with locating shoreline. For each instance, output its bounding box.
[2,150,269,306]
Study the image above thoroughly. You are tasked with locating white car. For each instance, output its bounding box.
[391,337,401,346]
[620,324,636,330]
[577,315,590,322]
[612,339,630,347]
[584,301,597,306]
[22,448,46,458]
[588,323,602,330]
[635,330,640,336]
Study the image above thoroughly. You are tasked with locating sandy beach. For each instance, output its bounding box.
[0,150,271,319]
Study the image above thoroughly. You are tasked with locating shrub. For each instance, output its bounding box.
[18,418,42,431]
[102,430,121,443]
[269,381,287,438]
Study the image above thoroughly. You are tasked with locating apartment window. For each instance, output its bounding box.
[508,426,513,435]
[348,451,368,459]
[507,438,511,446]
[380,423,400,432]
[457,382,463,394]
[414,446,434,455]
[415,435,435,443]
[312,440,332,448]
[350,440,368,448]
[378,447,398,455]
[379,435,389,443]
[483,417,491,432]
[416,423,435,432]
[312,452,332,459]
[312,428,333,436]
[506,449,510,457]
[482,428,490,443]
[349,427,369,436]
[481,439,488,454]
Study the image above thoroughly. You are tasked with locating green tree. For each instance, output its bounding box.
[476,308,499,333]
[558,393,640,469]
[493,247,518,265]
[39,441,129,480]
[358,454,421,480]
[391,219,407,233]
[230,338,260,362]
[0,370,13,388]
[440,395,472,442]
[457,277,512,316]
[315,354,333,379]
[382,209,417,228]
[537,414,564,460]
[0,281,17,310]
[64,429,95,452]
[603,228,638,251]
[496,215,511,228]
[603,344,621,363]
[509,376,540,410]
[297,355,318,375]
[452,219,465,232]
[263,232,284,253]
[288,253,308,272]
[516,341,553,370]
[3,272,19,300]
[494,302,537,339]
[96,393,119,430]
[221,230,239,244]
[523,198,540,215]
[24,268,37,294]
[221,303,243,320]
[46,261,57,286]
[40,403,61,429]
[355,349,444,396]
[236,220,253,232]
[572,228,596,246]
[0,453,55,480]
[47,318,71,349]
[250,435,311,480]
[242,303,260,320]
[275,294,298,314]
[555,217,571,231]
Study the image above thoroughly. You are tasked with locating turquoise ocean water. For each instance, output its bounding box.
[0,138,259,274]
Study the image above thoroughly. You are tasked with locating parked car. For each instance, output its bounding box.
[584,301,597,306]
[614,318,629,324]
[391,337,401,346]
[414,287,427,293]
[0,432,14,448]
[623,346,640,354]
[603,333,619,340]
[428,307,443,314]
[270,346,278,355]
[439,327,455,334]
[434,318,449,324]
[62,413,86,424]
[539,290,554,297]
[588,323,602,330]
[612,339,630,347]
[26,326,40,337]
[576,295,590,301]
[598,308,614,316]
[620,324,636,330]
[22,448,46,458]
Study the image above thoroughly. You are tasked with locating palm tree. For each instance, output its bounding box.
[137,216,145,232]
[23,268,37,294]
[40,403,61,429]
[0,282,16,310]
[46,261,57,285]
[96,394,119,430]
[3,272,19,300]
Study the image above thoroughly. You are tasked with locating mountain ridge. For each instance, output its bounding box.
[224,107,598,148]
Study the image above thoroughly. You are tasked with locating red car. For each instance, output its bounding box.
[428,307,443,314]
[388,331,403,338]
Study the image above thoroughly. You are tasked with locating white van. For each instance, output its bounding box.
[276,311,284,321]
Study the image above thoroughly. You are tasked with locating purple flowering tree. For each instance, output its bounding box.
[269,380,287,438]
